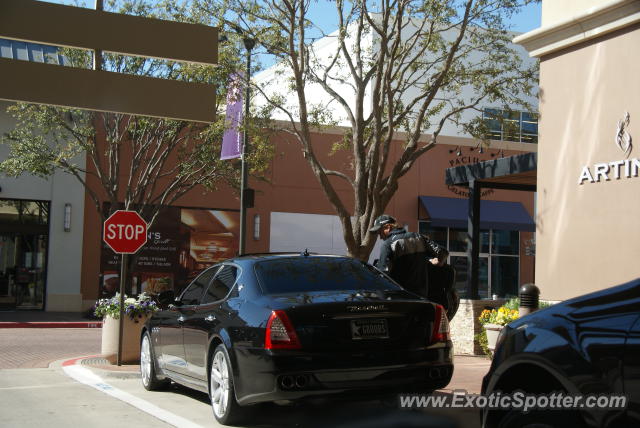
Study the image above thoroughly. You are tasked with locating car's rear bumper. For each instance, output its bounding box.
[233,344,454,405]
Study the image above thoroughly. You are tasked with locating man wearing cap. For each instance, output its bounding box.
[370,214,454,315]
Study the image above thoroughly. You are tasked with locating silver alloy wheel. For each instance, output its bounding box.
[140,334,152,387]
[210,350,230,418]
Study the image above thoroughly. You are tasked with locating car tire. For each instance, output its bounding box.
[497,409,585,428]
[210,344,242,425]
[140,331,169,391]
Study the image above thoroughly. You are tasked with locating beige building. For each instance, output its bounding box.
[515,0,640,300]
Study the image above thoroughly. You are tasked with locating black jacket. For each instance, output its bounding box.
[377,228,449,301]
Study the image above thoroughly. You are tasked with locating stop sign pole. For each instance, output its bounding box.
[103,210,148,366]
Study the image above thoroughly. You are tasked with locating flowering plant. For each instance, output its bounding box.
[94,292,158,321]
[478,306,519,326]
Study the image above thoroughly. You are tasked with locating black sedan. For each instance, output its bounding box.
[140,253,454,425]
[482,278,640,428]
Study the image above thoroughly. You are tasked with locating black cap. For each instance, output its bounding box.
[369,214,396,233]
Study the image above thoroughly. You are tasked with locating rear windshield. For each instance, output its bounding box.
[254,256,403,294]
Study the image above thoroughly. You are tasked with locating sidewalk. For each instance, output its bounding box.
[0,310,101,328]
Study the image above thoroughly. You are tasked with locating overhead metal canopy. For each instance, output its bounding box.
[445,152,537,191]
[0,0,219,122]
[443,152,537,300]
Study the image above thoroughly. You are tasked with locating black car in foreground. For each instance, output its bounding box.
[140,253,454,425]
[482,278,640,428]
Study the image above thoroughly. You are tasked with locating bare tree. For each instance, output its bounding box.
[200,0,538,260]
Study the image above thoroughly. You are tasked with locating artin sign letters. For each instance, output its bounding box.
[579,112,638,185]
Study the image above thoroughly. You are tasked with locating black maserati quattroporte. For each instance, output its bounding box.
[140,253,453,425]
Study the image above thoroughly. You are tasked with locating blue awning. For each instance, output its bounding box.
[419,196,535,232]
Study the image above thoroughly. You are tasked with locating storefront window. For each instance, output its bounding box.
[418,221,520,299]
[450,256,489,299]
[491,256,519,297]
[418,223,447,248]
[491,230,519,255]
[0,199,49,310]
[449,228,489,253]
[100,205,240,298]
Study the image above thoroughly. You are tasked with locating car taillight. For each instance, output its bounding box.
[265,310,302,350]
[430,304,450,343]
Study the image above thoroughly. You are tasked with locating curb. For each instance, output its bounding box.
[0,321,102,329]
[59,355,141,379]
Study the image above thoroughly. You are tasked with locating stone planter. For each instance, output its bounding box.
[101,314,148,364]
[449,299,506,355]
[483,323,504,352]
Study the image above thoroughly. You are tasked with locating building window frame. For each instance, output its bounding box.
[483,108,538,144]
[419,221,520,299]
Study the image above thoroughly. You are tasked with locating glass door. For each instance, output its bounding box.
[0,199,49,310]
[450,255,489,299]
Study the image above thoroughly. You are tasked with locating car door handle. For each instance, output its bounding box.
[177,316,186,323]
[205,315,215,322]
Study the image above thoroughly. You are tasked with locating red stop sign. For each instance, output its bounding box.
[103,210,148,254]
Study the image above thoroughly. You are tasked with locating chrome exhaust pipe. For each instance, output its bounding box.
[280,375,294,389]
[295,375,308,389]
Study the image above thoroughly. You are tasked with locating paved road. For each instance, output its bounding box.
[0,367,173,428]
[0,328,485,427]
[0,328,101,369]
[1,363,477,428]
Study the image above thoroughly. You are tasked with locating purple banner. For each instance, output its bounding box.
[220,73,244,160]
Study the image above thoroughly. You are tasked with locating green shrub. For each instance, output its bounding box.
[475,329,492,358]
[502,297,554,311]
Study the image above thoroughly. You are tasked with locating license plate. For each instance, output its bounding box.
[350,318,389,340]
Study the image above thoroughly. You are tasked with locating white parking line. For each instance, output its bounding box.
[63,365,205,428]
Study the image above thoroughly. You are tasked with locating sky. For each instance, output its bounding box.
[49,1,542,35]
[306,1,542,35]
[505,2,542,33]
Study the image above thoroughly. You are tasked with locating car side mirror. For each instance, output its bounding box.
[157,290,176,307]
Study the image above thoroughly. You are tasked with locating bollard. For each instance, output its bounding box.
[519,283,540,318]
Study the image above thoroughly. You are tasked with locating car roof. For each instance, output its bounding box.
[232,252,350,262]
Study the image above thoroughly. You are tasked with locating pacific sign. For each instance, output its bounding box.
[579,112,636,185]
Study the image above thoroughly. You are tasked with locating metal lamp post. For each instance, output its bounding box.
[238,34,255,256]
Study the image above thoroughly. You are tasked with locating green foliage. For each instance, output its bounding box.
[503,297,554,310]
[502,297,520,310]
[0,0,273,225]
[475,329,492,358]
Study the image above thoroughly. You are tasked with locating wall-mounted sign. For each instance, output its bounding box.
[579,112,639,185]
[446,148,495,197]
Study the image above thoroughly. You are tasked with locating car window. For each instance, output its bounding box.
[255,257,403,294]
[202,265,238,304]
[181,267,218,305]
